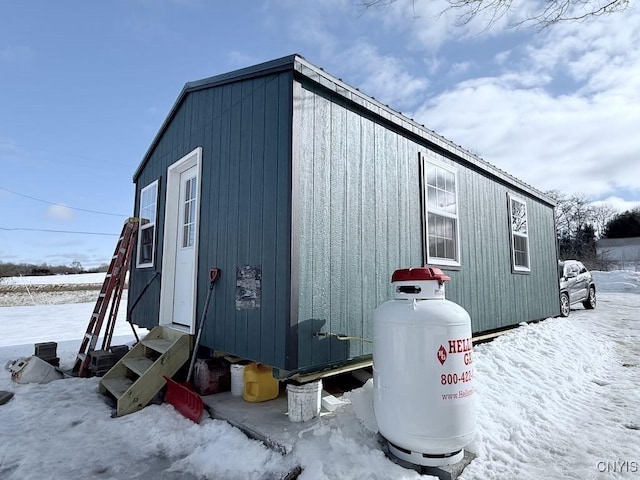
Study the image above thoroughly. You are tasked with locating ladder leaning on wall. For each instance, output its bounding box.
[72,217,139,378]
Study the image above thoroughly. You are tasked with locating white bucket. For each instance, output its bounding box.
[5,356,63,384]
[287,380,322,422]
[230,364,246,397]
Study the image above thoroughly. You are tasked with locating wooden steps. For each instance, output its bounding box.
[99,326,191,417]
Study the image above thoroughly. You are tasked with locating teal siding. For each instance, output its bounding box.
[129,71,293,370]
[130,56,558,376]
[447,161,559,332]
[293,79,559,370]
[293,81,424,369]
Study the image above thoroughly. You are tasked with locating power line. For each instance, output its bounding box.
[0,227,119,236]
[0,186,129,217]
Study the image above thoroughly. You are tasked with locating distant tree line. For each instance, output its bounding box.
[547,191,640,269]
[0,260,109,279]
[603,208,640,238]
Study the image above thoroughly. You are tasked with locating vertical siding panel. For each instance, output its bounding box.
[397,136,411,268]
[374,124,388,308]
[218,84,234,352]
[196,89,213,332]
[329,101,347,361]
[248,77,266,361]
[296,87,315,368]
[345,109,363,358]
[261,76,278,366]
[386,133,400,273]
[228,82,244,355]
[310,93,332,366]
[275,73,292,369]
[359,116,376,357]
[234,80,253,356]
[208,87,225,349]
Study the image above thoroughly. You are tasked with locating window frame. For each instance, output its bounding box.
[136,179,159,269]
[420,154,461,268]
[508,193,531,273]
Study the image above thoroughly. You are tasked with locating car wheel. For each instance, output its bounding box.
[583,286,596,310]
[560,292,570,317]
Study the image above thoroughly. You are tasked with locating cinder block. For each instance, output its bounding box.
[89,350,115,369]
[110,345,129,362]
[34,342,58,360]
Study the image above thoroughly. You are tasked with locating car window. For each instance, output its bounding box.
[578,263,587,274]
[566,264,578,276]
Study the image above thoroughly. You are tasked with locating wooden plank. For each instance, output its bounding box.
[101,377,133,400]
[122,357,154,376]
[141,338,173,354]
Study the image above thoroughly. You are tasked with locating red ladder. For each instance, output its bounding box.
[73,217,139,377]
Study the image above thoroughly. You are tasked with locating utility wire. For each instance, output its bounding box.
[0,227,119,236]
[0,186,129,217]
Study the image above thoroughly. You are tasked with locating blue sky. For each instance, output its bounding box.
[1,0,639,268]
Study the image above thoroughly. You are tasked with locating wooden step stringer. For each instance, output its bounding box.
[99,326,191,417]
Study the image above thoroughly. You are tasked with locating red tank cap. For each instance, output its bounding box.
[391,267,451,283]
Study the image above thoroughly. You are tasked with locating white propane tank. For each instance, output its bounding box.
[373,267,475,467]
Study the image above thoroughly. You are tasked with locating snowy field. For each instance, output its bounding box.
[1,272,106,286]
[0,272,106,307]
[0,271,639,479]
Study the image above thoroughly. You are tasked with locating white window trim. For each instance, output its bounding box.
[508,193,531,273]
[136,180,159,269]
[421,154,461,267]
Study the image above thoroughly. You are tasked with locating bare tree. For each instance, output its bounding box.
[361,0,630,29]
[591,203,618,238]
[544,190,618,265]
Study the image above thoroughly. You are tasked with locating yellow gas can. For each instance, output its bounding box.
[242,362,279,402]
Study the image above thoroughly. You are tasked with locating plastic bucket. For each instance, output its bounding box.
[230,364,246,397]
[287,380,322,422]
[5,356,63,384]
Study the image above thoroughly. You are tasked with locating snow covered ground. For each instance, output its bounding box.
[1,271,639,479]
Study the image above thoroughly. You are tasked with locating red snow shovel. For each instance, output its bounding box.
[164,268,220,423]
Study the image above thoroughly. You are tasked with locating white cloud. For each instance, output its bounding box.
[267,0,640,203]
[414,75,640,198]
[360,0,533,52]
[333,43,429,111]
[407,9,640,201]
[269,2,430,111]
[592,196,640,213]
[47,204,74,221]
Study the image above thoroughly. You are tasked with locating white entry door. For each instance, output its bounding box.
[160,147,201,333]
[172,166,198,327]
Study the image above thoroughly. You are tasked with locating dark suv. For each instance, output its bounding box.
[558,260,597,317]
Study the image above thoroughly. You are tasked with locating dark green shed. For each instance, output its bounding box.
[128,54,559,377]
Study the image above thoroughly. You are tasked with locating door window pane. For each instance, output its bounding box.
[182,176,197,248]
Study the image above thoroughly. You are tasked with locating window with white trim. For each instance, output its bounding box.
[423,158,460,266]
[137,180,158,268]
[508,194,530,272]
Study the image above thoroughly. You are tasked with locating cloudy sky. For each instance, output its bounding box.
[1,0,638,267]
